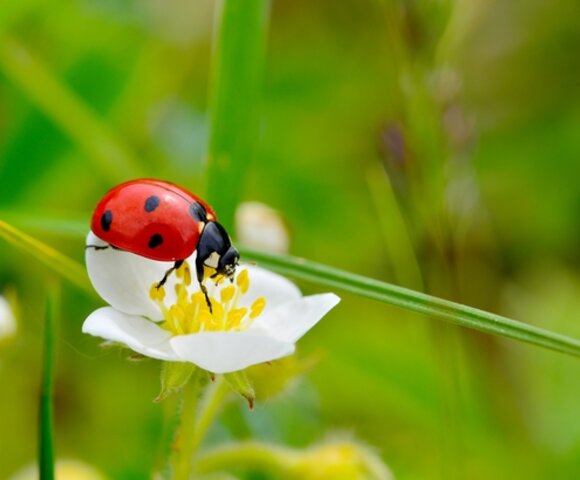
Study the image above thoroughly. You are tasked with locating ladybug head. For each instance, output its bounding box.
[217,245,239,279]
[196,221,240,285]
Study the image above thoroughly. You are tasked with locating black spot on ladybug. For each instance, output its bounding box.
[144,195,160,212]
[148,233,164,249]
[190,202,207,222]
[101,210,113,232]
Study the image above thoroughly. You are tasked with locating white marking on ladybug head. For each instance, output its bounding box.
[204,251,220,269]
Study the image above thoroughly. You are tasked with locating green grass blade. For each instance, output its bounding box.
[0,35,143,181]
[0,210,88,238]
[366,163,424,290]
[0,219,93,294]
[39,284,58,480]
[205,0,269,227]
[241,247,580,357]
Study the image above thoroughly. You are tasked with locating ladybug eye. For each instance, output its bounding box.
[101,210,113,232]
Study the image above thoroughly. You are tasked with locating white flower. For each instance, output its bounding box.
[83,232,340,374]
[0,294,16,341]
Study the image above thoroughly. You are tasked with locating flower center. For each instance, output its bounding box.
[149,263,266,336]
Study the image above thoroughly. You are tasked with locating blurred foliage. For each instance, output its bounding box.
[0,0,579,479]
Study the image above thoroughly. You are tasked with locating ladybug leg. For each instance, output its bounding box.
[85,244,110,251]
[200,283,212,312]
[156,260,184,289]
[85,244,123,251]
[195,255,213,313]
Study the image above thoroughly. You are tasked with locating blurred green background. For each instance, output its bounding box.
[1,0,579,478]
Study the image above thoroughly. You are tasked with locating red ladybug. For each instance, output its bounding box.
[89,179,239,308]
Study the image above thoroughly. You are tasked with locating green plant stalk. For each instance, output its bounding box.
[171,368,202,480]
[366,163,424,291]
[190,376,230,459]
[39,284,58,480]
[240,247,580,357]
[205,0,269,228]
[0,36,143,181]
[0,219,92,294]
[4,213,580,358]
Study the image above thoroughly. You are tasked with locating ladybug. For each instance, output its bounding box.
[89,179,239,309]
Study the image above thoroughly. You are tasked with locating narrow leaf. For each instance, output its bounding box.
[241,247,580,358]
[39,284,59,480]
[205,0,269,228]
[0,219,92,294]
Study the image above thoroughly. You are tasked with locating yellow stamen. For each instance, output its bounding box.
[175,262,192,286]
[189,292,203,304]
[149,268,264,336]
[169,304,186,335]
[220,285,236,303]
[149,284,166,301]
[203,266,214,279]
[175,283,188,306]
[226,308,248,330]
[198,310,215,331]
[250,297,266,319]
[236,269,250,294]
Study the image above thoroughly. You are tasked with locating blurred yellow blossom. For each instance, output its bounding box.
[291,441,393,480]
[10,459,106,480]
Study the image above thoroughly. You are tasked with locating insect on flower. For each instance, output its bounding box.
[87,179,239,310]
[83,235,340,373]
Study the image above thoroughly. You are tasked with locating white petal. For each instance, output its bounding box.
[83,307,178,361]
[234,265,301,310]
[86,231,179,320]
[169,332,295,374]
[0,295,16,340]
[249,293,340,343]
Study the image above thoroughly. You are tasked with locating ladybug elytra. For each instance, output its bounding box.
[89,179,240,309]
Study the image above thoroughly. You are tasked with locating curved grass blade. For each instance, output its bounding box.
[241,247,580,358]
[0,210,87,238]
[39,283,58,480]
[0,219,92,294]
[0,35,143,181]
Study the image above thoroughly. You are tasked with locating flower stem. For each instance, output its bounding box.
[190,376,231,457]
[171,374,232,479]
[171,369,202,480]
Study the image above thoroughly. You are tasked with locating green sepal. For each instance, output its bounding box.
[246,353,321,400]
[223,370,256,409]
[155,362,197,403]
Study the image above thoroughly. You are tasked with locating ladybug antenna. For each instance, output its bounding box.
[239,261,257,266]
